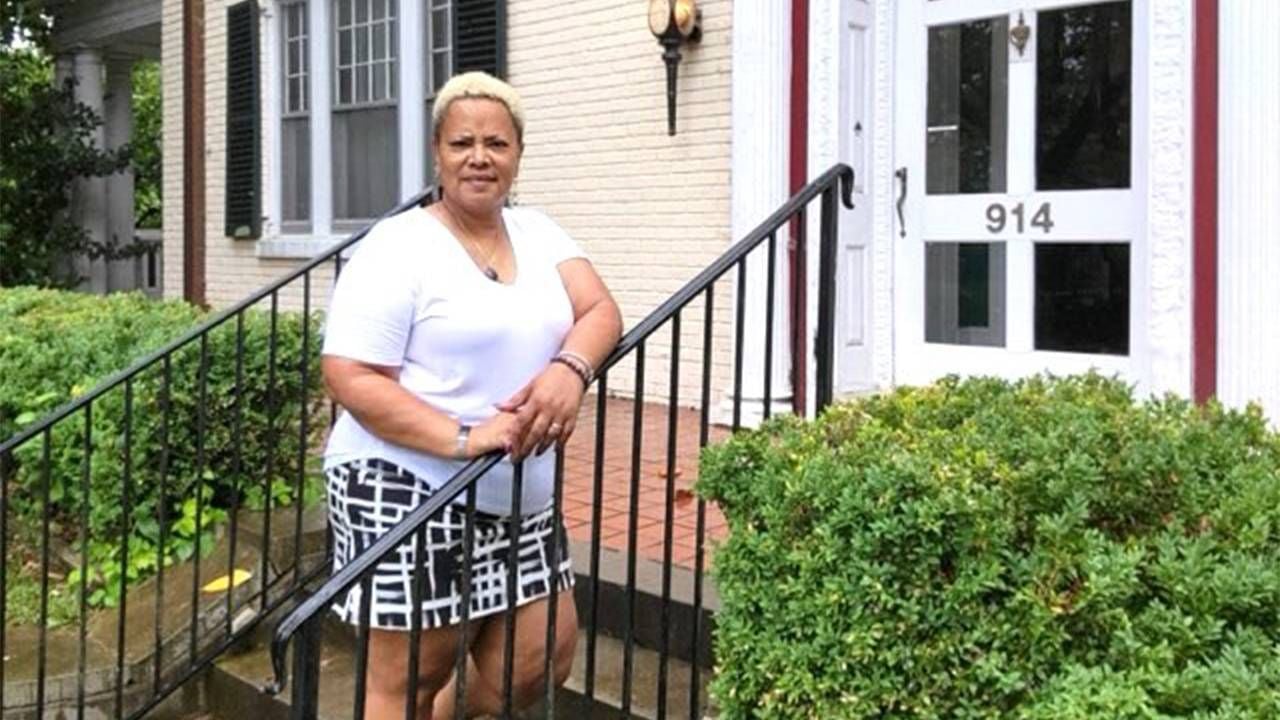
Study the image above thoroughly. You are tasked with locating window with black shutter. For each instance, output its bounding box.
[226,0,261,239]
[454,0,505,78]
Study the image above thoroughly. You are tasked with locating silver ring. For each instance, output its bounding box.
[548,423,563,436]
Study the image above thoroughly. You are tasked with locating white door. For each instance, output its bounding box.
[893,0,1146,386]
[837,0,876,393]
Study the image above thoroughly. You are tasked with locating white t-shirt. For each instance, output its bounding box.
[321,205,585,515]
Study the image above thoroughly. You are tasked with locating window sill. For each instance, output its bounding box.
[256,234,351,259]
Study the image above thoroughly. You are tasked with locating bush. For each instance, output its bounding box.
[698,374,1280,719]
[0,287,324,610]
[0,47,137,289]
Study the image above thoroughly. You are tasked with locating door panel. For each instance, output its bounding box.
[837,1,875,392]
[895,0,1140,385]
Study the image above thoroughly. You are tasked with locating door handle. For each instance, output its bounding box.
[894,167,908,238]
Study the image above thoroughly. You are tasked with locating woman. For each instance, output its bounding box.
[320,71,622,719]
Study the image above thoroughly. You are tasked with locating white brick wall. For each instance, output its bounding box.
[509,0,735,407]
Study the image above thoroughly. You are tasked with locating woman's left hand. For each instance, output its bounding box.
[497,362,587,459]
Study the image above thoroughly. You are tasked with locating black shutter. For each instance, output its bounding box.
[225,0,261,239]
[453,0,506,78]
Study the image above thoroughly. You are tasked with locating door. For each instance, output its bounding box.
[837,0,875,393]
[893,0,1144,385]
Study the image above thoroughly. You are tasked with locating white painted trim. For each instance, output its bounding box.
[398,0,425,200]
[724,0,792,427]
[257,234,349,258]
[1144,0,1193,397]
[266,1,283,237]
[309,0,333,237]
[1217,1,1280,417]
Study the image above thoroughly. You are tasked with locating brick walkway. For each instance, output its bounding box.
[559,395,732,569]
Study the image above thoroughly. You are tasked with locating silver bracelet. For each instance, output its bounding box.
[455,423,471,459]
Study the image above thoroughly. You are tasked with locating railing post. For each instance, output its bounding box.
[815,184,840,414]
[289,615,322,720]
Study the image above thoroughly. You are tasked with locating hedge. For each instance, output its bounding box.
[1,287,323,610]
[699,374,1280,719]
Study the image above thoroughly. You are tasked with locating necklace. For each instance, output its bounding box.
[440,202,502,281]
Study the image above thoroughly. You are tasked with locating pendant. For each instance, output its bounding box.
[483,266,499,282]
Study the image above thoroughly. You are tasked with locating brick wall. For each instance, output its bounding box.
[508,0,735,408]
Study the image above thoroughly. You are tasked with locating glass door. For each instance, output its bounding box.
[894,0,1142,385]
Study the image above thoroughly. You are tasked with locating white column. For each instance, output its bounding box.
[724,0,792,426]
[398,0,426,199]
[70,47,108,293]
[309,0,333,238]
[1218,2,1280,418]
[104,57,136,292]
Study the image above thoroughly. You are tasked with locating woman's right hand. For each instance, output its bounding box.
[466,411,527,458]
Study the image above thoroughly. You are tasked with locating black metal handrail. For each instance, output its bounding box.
[0,189,433,720]
[0,189,433,458]
[266,163,856,717]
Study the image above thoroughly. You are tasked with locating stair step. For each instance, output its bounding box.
[207,620,713,720]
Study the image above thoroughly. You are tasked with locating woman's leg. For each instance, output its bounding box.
[432,589,579,718]
[364,624,465,720]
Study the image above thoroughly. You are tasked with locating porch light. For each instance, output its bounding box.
[647,0,702,136]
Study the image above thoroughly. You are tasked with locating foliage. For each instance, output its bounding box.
[131,60,162,230]
[1,0,52,49]
[698,374,1280,719]
[0,287,326,613]
[0,46,137,289]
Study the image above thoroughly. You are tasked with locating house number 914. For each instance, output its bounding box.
[986,202,1054,234]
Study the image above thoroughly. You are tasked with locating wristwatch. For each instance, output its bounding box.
[455,424,471,459]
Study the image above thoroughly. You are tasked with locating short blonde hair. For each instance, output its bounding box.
[432,71,525,143]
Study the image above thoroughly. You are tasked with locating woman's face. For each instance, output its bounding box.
[433,97,522,216]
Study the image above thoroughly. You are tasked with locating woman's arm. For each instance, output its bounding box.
[501,258,622,458]
[323,356,525,458]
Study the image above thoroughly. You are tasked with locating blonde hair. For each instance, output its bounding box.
[432,71,525,143]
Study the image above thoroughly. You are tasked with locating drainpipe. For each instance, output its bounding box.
[1193,0,1217,402]
[183,0,207,305]
[788,0,809,415]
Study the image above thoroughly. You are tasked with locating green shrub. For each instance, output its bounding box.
[0,287,324,611]
[698,374,1280,719]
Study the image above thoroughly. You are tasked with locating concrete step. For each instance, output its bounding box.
[199,538,721,719]
[206,619,713,720]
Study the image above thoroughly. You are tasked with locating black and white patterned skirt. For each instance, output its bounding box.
[325,458,574,630]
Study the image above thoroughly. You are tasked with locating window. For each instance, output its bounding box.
[425,0,452,182]
[427,0,452,95]
[269,0,503,245]
[281,1,310,227]
[332,0,399,225]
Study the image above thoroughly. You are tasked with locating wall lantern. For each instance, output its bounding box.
[647,0,702,136]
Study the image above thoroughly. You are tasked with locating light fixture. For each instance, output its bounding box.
[647,0,702,136]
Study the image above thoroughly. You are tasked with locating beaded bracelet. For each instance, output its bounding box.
[559,350,596,382]
[551,354,591,387]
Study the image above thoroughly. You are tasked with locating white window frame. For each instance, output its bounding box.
[279,0,311,233]
[262,0,428,257]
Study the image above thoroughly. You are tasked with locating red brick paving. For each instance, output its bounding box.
[560,394,732,569]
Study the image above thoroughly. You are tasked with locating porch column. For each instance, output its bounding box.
[69,47,109,293]
[726,0,793,426]
[104,56,137,292]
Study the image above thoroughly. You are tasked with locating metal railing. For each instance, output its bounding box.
[0,189,433,720]
[267,163,856,719]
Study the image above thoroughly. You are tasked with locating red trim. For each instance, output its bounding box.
[1192,0,1218,403]
[789,0,809,415]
